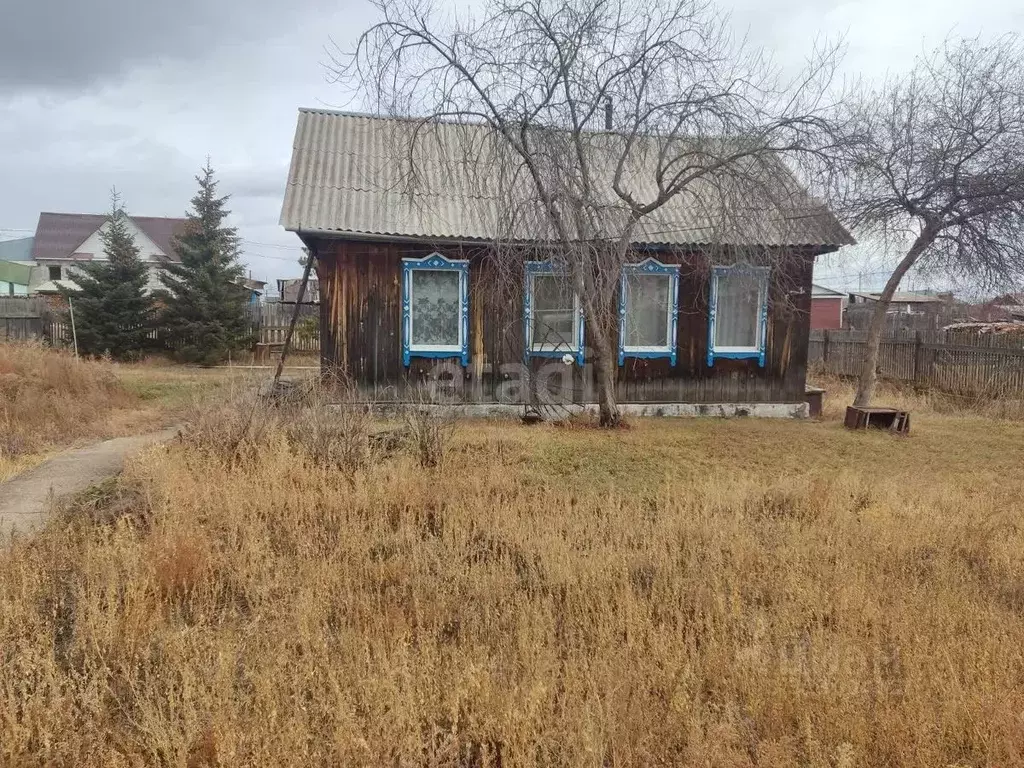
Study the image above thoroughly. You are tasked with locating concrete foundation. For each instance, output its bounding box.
[368,401,809,420]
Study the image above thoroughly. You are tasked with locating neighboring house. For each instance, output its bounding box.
[27,212,187,294]
[810,283,845,330]
[0,237,35,295]
[846,290,960,331]
[276,277,320,304]
[240,277,268,305]
[967,293,1024,323]
[279,109,853,412]
[848,290,952,315]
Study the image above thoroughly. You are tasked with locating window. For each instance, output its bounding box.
[524,261,584,364]
[401,253,469,366]
[707,264,769,367]
[618,258,680,365]
[48,265,62,281]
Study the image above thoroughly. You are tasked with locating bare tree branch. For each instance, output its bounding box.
[827,34,1024,405]
[328,0,846,425]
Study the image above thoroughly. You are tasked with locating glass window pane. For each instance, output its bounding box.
[411,270,460,346]
[714,271,762,348]
[625,273,670,348]
[532,274,576,348]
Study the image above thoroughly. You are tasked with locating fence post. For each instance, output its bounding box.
[822,329,830,365]
[913,331,922,385]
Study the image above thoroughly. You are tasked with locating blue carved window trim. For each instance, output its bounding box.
[523,260,585,365]
[706,263,770,368]
[401,252,470,367]
[618,257,680,366]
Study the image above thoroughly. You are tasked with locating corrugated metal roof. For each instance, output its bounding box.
[280,109,854,248]
[0,237,35,262]
[812,283,845,297]
[30,212,188,262]
[852,291,947,304]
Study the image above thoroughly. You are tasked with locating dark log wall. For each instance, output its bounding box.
[313,237,818,404]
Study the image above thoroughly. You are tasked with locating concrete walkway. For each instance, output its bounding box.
[0,427,179,539]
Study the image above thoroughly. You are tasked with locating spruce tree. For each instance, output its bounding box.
[159,161,253,364]
[59,191,152,360]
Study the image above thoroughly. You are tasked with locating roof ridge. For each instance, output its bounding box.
[37,211,186,221]
[294,108,810,146]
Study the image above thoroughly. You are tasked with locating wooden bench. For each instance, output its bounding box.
[844,405,911,434]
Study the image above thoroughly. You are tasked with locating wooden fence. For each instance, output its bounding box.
[248,302,319,351]
[0,297,50,342]
[809,329,1024,397]
[0,297,322,354]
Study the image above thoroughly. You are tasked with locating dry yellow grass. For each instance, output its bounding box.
[810,368,1024,421]
[0,343,265,481]
[0,343,142,480]
[2,395,1024,766]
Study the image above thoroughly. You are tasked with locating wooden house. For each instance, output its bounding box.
[279,109,853,415]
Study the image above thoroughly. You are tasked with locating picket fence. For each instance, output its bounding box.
[808,329,1024,397]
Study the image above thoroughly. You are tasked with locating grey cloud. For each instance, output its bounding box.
[220,167,293,201]
[3,0,1023,289]
[0,0,337,90]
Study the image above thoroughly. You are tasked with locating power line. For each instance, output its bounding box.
[243,250,304,263]
[241,239,304,250]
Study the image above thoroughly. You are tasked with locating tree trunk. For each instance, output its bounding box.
[575,256,622,427]
[853,227,937,407]
[594,339,620,427]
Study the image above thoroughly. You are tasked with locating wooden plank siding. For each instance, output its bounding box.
[313,237,818,404]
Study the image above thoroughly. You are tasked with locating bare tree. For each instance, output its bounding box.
[331,0,843,425]
[831,35,1024,407]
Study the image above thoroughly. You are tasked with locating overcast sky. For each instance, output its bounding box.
[1,0,1022,291]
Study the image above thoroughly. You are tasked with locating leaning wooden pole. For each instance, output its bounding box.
[272,248,316,387]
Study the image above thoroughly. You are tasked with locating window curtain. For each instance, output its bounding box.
[411,270,460,346]
[714,271,762,348]
[532,274,576,348]
[625,273,670,347]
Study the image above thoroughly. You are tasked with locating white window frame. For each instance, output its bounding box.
[523,261,585,364]
[707,264,770,367]
[401,253,470,367]
[618,258,680,365]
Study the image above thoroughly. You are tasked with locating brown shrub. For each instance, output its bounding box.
[403,406,455,467]
[150,532,213,603]
[178,374,380,472]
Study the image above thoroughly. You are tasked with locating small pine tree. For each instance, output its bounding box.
[158,161,253,364]
[59,191,152,361]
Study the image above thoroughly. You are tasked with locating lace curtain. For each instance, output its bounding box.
[624,273,670,347]
[411,270,460,346]
[714,271,762,348]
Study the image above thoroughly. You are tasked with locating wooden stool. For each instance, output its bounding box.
[844,406,910,434]
[254,342,285,363]
[805,386,825,419]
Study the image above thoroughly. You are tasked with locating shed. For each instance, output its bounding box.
[810,283,845,330]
